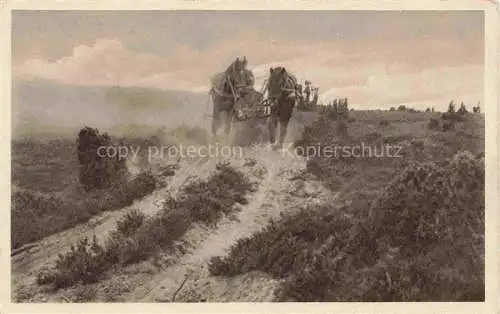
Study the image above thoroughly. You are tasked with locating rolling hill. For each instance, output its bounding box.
[12,79,209,140]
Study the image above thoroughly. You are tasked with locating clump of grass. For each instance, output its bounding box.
[208,151,484,301]
[116,209,146,237]
[38,162,255,289]
[36,236,105,288]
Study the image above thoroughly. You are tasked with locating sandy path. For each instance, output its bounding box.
[11,156,212,302]
[13,113,322,302]
[116,144,331,302]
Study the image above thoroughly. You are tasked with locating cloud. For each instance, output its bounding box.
[13,34,483,110]
[14,39,170,86]
[321,65,483,109]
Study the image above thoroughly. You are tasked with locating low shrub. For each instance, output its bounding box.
[36,236,105,288]
[12,172,157,249]
[125,172,157,200]
[209,151,484,301]
[38,162,254,289]
[77,127,128,191]
[116,209,146,237]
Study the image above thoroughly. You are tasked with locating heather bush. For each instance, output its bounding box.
[208,206,364,279]
[363,151,484,300]
[12,172,157,249]
[38,162,254,289]
[77,127,128,191]
[36,236,105,288]
[125,172,157,200]
[116,209,146,237]
[209,151,484,301]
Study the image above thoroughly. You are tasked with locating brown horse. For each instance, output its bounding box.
[210,57,254,137]
[266,66,298,149]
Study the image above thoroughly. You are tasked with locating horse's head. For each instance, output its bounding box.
[228,57,245,72]
[268,67,289,99]
[225,57,253,97]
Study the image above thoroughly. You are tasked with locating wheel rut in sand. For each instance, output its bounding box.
[122,145,331,302]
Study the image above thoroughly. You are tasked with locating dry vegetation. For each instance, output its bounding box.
[208,109,485,301]
[14,106,485,302]
[36,162,255,289]
[12,124,212,251]
[11,135,157,249]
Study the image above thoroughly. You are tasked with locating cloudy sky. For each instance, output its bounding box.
[12,10,484,110]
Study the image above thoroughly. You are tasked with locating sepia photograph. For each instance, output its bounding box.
[4,4,497,310]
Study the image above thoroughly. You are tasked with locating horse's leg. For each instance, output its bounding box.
[211,97,221,137]
[224,108,234,136]
[268,112,278,145]
[277,120,289,148]
[277,98,295,148]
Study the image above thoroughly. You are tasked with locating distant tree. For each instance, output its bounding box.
[425,107,431,112]
[397,105,406,111]
[457,102,468,115]
[343,98,349,112]
[448,101,456,113]
[389,107,396,111]
[473,103,481,113]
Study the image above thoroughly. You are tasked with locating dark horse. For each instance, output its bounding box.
[266,67,299,149]
[210,57,254,137]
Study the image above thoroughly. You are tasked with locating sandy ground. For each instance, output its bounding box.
[11,155,214,302]
[11,109,488,303]
[12,113,329,302]
[130,144,331,302]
